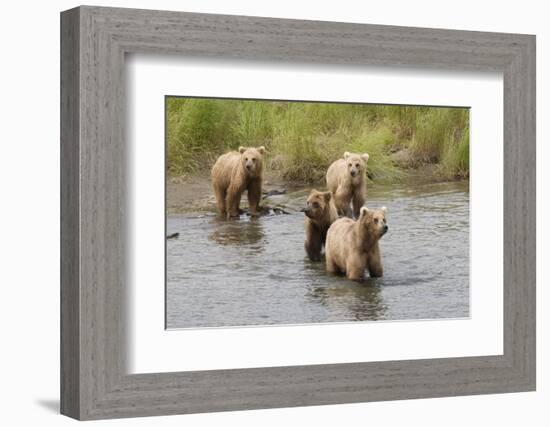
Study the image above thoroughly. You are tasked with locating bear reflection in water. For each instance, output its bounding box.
[208,217,265,248]
[306,281,386,321]
[301,256,387,320]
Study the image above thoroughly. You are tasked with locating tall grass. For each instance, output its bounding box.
[409,108,469,178]
[166,97,469,182]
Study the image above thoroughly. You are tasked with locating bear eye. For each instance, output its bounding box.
[356,163,360,167]
[312,202,320,208]
[252,158,256,162]
[245,157,248,161]
[348,163,352,167]
[374,218,379,224]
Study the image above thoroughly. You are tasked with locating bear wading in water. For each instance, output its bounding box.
[325,206,388,281]
[326,151,369,218]
[211,146,265,219]
[302,189,338,262]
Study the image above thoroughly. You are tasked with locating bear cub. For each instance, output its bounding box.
[302,190,338,261]
[325,206,388,281]
[211,146,265,219]
[326,151,370,218]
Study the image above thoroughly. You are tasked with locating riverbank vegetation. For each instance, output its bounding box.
[167,97,469,183]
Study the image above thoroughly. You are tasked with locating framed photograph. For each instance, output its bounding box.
[60,6,536,420]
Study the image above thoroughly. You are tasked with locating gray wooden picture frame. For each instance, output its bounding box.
[60,5,536,421]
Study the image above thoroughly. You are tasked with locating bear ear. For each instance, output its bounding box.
[362,153,370,162]
[258,146,266,155]
[381,206,387,213]
[323,191,332,202]
[360,206,369,218]
[238,146,246,154]
[343,151,351,159]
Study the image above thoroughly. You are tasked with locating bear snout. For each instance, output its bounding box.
[302,206,314,218]
[350,169,357,177]
[382,224,389,235]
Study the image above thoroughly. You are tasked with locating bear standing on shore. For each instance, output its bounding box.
[325,206,388,281]
[302,190,338,261]
[211,146,265,218]
[326,152,369,218]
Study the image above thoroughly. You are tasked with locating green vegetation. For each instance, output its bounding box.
[167,97,469,183]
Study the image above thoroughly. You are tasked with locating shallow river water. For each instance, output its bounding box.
[166,181,469,329]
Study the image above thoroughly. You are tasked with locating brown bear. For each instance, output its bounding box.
[326,151,370,218]
[211,146,265,218]
[302,189,338,261]
[325,206,388,281]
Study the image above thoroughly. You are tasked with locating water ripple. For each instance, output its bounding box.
[167,181,469,328]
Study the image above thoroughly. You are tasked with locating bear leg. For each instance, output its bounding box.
[226,186,243,218]
[213,185,227,216]
[352,188,366,219]
[367,244,384,277]
[346,256,366,282]
[305,227,322,262]
[247,179,262,216]
[334,188,352,218]
[346,268,364,282]
[325,255,339,274]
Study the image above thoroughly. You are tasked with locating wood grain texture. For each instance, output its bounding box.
[60,7,80,419]
[60,5,536,420]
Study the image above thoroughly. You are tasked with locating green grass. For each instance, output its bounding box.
[166,97,469,182]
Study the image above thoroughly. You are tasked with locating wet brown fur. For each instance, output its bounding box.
[211,146,265,218]
[303,190,339,261]
[325,206,388,281]
[326,152,369,218]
